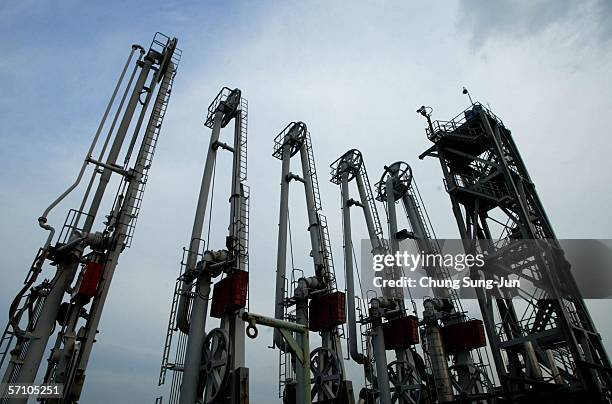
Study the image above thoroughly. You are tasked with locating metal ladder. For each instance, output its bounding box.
[0,322,15,373]
[158,276,182,385]
[356,296,374,392]
[232,97,249,271]
[318,214,337,290]
[0,248,49,383]
[278,275,297,398]
[360,165,388,251]
[119,57,179,247]
[407,183,462,310]
[239,98,248,182]
[304,131,322,212]
[158,244,202,404]
[237,185,250,272]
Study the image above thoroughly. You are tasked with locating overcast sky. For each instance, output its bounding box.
[1,1,612,403]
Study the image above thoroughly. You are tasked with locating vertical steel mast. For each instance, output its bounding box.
[329,150,391,404]
[419,101,612,402]
[0,33,179,403]
[375,161,493,402]
[158,87,250,404]
[272,122,353,404]
[331,150,426,404]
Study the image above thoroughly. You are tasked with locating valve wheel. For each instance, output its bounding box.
[200,328,231,404]
[376,161,413,202]
[387,360,422,404]
[310,347,343,401]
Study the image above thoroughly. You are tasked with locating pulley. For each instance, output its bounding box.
[387,360,422,404]
[310,347,343,402]
[376,161,413,202]
[199,328,231,403]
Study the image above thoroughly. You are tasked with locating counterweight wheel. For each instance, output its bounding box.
[199,328,231,404]
[387,360,422,404]
[333,149,363,183]
[310,347,343,402]
[283,122,308,157]
[376,161,413,202]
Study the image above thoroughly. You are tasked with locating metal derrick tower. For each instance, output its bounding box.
[330,149,422,404]
[158,87,250,404]
[0,33,180,403]
[419,101,612,402]
[272,122,354,404]
[374,161,492,402]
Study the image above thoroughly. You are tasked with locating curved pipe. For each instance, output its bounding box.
[273,140,292,351]
[176,110,223,334]
[39,45,140,232]
[340,173,365,365]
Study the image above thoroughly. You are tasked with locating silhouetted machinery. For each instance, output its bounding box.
[331,150,424,404]
[419,100,612,402]
[0,33,180,403]
[3,35,610,404]
[272,123,354,404]
[375,161,493,402]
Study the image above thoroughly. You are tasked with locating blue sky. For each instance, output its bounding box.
[1,1,612,402]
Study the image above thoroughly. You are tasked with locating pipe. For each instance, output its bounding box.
[295,283,309,404]
[177,111,224,404]
[423,299,453,402]
[370,299,392,404]
[39,45,140,228]
[227,105,246,370]
[12,259,80,389]
[354,174,384,255]
[176,110,223,334]
[340,173,365,365]
[298,133,345,374]
[67,60,176,400]
[273,143,292,351]
[385,178,406,306]
[179,274,212,404]
[82,49,155,233]
[298,141,325,278]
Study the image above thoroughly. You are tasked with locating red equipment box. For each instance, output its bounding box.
[308,291,346,332]
[76,261,104,297]
[382,316,419,349]
[441,319,486,353]
[210,270,249,318]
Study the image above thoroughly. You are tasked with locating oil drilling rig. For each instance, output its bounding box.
[0,33,179,403]
[158,87,249,404]
[418,100,612,403]
[271,122,354,404]
[374,161,493,402]
[330,150,423,404]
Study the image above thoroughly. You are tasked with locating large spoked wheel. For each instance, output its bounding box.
[310,347,343,402]
[284,122,308,156]
[388,360,422,404]
[200,328,231,404]
[376,161,413,202]
[336,149,364,182]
